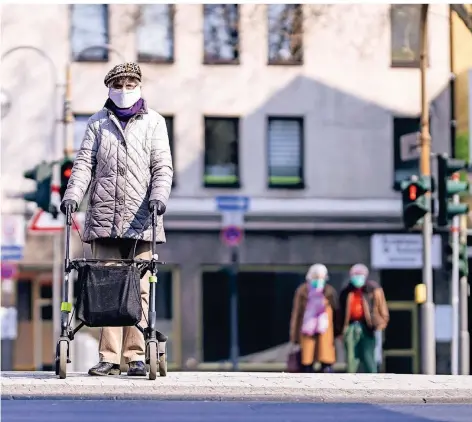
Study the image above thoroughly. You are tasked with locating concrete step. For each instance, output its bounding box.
[2,371,472,403]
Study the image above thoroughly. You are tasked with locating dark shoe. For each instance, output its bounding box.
[88,362,121,376]
[301,364,314,373]
[128,361,147,376]
[320,363,333,373]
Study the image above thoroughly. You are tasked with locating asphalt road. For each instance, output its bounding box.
[2,400,472,422]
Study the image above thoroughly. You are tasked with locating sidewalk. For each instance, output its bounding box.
[2,371,472,403]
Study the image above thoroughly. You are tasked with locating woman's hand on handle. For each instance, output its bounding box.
[60,199,78,215]
[148,200,166,216]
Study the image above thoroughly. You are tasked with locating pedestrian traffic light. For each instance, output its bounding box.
[401,175,431,230]
[444,236,469,278]
[60,158,74,200]
[23,161,52,212]
[459,241,469,278]
[437,153,469,227]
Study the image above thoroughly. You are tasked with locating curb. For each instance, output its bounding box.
[2,388,472,404]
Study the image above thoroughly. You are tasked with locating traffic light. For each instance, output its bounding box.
[60,158,74,200]
[23,161,52,212]
[401,175,432,230]
[444,237,469,278]
[437,153,469,227]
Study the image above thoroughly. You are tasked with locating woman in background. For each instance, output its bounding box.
[289,264,338,373]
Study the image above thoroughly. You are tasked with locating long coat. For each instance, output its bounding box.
[336,279,389,336]
[63,101,173,243]
[289,283,338,365]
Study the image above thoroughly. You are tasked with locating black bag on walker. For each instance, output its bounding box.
[75,263,143,328]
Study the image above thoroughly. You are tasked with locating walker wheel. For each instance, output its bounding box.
[55,344,60,376]
[158,343,168,377]
[58,341,68,379]
[148,342,158,380]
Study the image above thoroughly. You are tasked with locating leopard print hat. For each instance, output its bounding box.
[104,62,142,87]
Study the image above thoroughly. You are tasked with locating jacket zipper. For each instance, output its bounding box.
[109,112,143,236]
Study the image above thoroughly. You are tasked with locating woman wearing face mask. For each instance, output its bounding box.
[337,264,389,373]
[60,63,173,377]
[289,264,339,373]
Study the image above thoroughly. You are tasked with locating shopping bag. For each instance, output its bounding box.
[75,262,143,328]
[286,344,301,373]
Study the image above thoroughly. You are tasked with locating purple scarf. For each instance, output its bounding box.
[105,98,145,129]
[301,284,328,336]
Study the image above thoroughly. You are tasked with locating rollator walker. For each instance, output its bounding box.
[54,205,168,380]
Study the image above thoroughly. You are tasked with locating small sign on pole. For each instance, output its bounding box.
[221,225,243,247]
[1,215,25,262]
[216,195,250,247]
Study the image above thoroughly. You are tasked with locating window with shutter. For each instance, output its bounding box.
[267,117,304,188]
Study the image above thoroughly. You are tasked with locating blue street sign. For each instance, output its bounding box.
[216,196,250,212]
[0,245,23,262]
[221,225,243,247]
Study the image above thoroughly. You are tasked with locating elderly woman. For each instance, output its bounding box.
[61,62,173,377]
[337,263,389,373]
[289,264,338,373]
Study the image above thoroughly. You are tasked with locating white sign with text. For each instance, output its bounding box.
[371,233,442,269]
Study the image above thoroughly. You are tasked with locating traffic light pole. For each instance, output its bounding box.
[459,216,470,375]
[451,189,460,375]
[460,273,470,374]
[419,5,436,375]
[229,246,239,372]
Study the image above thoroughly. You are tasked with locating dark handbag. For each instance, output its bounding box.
[75,262,143,328]
[286,346,301,373]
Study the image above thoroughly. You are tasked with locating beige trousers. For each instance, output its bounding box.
[91,238,151,365]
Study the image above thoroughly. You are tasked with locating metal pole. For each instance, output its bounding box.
[459,215,470,375]
[451,185,460,375]
[229,247,239,371]
[419,4,436,375]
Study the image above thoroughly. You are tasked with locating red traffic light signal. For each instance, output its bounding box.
[60,159,74,200]
[409,185,417,201]
[63,167,72,178]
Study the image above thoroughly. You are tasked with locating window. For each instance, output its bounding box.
[16,280,32,321]
[393,116,421,190]
[204,117,239,187]
[136,5,174,63]
[70,5,109,61]
[40,285,52,321]
[267,5,303,65]
[390,5,421,67]
[267,117,304,189]
[203,5,239,64]
[73,114,92,158]
[162,115,175,186]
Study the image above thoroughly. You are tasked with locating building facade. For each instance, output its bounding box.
[1,4,456,372]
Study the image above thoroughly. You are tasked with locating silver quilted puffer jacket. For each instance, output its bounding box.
[63,103,173,243]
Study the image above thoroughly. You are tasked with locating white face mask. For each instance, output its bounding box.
[108,86,141,108]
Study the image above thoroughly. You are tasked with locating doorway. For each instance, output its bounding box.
[382,301,419,374]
